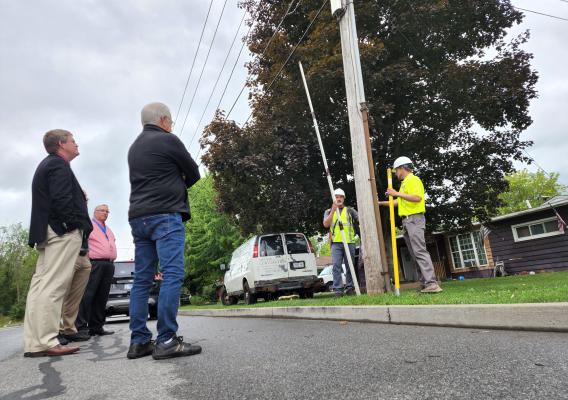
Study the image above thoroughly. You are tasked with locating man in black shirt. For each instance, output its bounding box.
[126,102,201,360]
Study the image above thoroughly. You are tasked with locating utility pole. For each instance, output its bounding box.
[331,0,390,294]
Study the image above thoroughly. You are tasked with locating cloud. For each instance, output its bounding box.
[0,0,250,259]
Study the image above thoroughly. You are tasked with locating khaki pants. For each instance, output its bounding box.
[59,255,91,335]
[402,214,437,286]
[23,226,82,352]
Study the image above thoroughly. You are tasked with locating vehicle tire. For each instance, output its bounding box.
[305,289,314,299]
[243,281,257,305]
[221,286,233,306]
[326,282,333,292]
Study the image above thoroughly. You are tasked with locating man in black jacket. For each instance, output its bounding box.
[126,102,201,360]
[24,129,92,357]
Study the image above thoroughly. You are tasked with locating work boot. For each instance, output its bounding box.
[421,283,443,293]
[152,336,202,360]
[345,287,355,296]
[127,341,155,359]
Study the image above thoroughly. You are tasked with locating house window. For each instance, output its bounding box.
[448,231,488,269]
[511,217,562,242]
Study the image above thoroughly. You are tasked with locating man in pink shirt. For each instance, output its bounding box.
[76,204,117,336]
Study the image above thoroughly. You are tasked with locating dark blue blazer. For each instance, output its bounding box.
[28,154,92,247]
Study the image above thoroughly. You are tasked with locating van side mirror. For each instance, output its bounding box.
[220,264,226,271]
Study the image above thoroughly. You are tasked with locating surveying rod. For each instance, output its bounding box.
[387,168,400,296]
[298,61,361,296]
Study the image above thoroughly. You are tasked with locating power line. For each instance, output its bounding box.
[513,6,568,22]
[225,0,304,119]
[174,0,214,125]
[178,0,229,138]
[188,10,247,149]
[240,0,330,126]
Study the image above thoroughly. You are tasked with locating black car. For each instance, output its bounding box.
[106,261,160,319]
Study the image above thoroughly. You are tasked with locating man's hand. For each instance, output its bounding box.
[386,188,399,197]
[331,202,338,213]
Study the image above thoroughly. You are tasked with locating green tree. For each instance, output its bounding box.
[202,0,537,234]
[0,224,38,319]
[497,169,567,215]
[184,176,244,295]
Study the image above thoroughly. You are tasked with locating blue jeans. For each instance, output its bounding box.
[331,243,355,293]
[129,213,185,344]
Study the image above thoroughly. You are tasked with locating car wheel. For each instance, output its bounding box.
[305,289,314,299]
[243,281,257,305]
[221,286,232,306]
[326,282,333,292]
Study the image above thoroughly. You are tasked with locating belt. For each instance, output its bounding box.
[401,213,424,220]
[90,258,113,262]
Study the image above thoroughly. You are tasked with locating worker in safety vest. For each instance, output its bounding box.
[379,156,442,293]
[323,188,358,297]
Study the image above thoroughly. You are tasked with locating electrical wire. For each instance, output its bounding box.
[173,0,214,125]
[178,0,229,138]
[187,10,247,148]
[225,0,305,119]
[513,6,568,21]
[240,0,330,126]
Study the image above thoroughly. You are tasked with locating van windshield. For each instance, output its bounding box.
[259,235,284,257]
[285,234,309,254]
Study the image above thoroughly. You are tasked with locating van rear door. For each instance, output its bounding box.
[257,234,287,280]
[284,233,316,279]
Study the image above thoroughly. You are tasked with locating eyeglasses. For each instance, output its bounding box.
[96,210,110,213]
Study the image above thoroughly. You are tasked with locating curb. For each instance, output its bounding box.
[179,302,568,332]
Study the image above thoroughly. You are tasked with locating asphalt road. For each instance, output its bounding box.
[0,316,567,400]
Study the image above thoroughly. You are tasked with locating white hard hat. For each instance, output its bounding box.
[393,156,413,169]
[334,188,345,197]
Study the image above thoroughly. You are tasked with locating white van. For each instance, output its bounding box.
[220,232,322,305]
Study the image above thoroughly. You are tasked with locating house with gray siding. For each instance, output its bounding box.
[486,195,568,275]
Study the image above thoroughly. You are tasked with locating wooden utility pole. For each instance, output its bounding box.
[332,0,389,294]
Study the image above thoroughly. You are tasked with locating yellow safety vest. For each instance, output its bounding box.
[330,207,355,243]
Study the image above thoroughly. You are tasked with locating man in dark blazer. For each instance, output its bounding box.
[24,129,92,357]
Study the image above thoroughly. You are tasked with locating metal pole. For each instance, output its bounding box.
[299,61,361,296]
[387,168,401,296]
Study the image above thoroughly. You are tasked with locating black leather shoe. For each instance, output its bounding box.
[89,329,114,336]
[62,331,91,342]
[57,334,69,345]
[152,336,202,360]
[127,341,155,359]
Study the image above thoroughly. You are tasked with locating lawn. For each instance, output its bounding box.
[181,271,568,310]
[0,315,21,328]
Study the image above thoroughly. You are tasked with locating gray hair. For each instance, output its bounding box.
[43,129,72,154]
[141,102,171,126]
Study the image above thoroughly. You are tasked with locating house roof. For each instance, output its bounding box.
[490,195,568,222]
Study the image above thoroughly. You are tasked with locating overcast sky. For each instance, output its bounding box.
[0,0,566,260]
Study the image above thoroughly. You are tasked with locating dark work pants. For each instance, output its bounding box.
[76,260,115,331]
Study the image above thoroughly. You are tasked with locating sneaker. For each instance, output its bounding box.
[62,331,91,342]
[152,336,202,360]
[421,284,443,293]
[127,341,155,359]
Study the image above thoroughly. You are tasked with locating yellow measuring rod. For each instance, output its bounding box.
[387,168,401,296]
